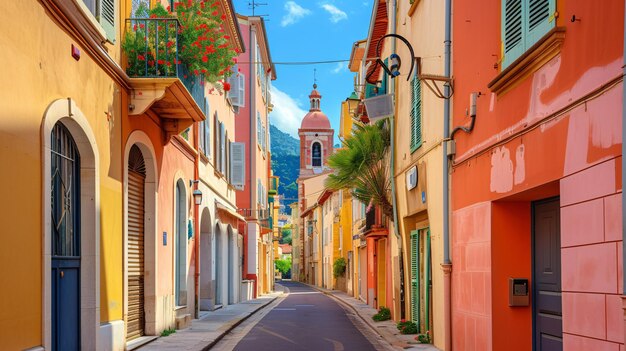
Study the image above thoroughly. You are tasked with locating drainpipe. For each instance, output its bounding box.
[622,0,626,322]
[622,0,626,321]
[388,0,406,321]
[442,0,453,349]
[194,121,200,319]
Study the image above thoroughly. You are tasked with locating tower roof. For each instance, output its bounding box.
[301,84,331,129]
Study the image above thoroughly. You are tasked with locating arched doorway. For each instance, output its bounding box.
[43,100,99,351]
[50,122,81,350]
[127,145,146,340]
[199,208,213,311]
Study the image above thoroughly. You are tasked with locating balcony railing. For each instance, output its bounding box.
[124,18,205,111]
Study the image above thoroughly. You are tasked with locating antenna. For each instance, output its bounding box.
[248,0,268,17]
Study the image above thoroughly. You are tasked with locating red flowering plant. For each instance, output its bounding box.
[122,1,238,85]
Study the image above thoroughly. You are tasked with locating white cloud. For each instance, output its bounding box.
[281,1,312,27]
[331,62,347,74]
[270,86,308,138]
[320,4,348,23]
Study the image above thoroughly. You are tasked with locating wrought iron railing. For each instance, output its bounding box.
[124,18,205,111]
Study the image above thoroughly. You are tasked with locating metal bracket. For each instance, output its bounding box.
[419,74,454,99]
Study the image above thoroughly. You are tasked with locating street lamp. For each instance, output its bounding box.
[345,91,360,116]
[192,189,203,205]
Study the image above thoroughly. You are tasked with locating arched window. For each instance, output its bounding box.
[312,142,322,167]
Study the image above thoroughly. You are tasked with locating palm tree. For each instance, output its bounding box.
[325,119,393,217]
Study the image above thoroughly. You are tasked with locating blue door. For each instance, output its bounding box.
[51,123,81,351]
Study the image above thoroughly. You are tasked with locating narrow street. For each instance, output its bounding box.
[214,281,389,351]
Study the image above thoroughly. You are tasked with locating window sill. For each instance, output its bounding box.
[408,0,422,17]
[199,152,210,164]
[488,27,566,96]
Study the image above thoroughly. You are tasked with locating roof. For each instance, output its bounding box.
[349,40,367,73]
[365,0,388,84]
[317,188,334,205]
[219,0,245,54]
[301,111,331,129]
[279,244,292,254]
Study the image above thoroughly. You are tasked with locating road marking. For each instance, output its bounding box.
[288,292,321,295]
[258,326,298,344]
[294,304,315,307]
[324,338,345,351]
[273,308,296,311]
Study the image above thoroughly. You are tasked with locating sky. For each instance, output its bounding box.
[232,0,374,142]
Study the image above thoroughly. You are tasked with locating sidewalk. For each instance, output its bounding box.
[307,284,440,351]
[138,290,284,351]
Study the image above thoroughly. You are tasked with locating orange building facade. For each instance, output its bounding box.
[450,1,624,350]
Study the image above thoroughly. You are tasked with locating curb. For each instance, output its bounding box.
[303,283,402,350]
[202,293,283,351]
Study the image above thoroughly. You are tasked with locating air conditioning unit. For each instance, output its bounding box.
[363,94,394,123]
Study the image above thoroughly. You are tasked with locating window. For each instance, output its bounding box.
[214,112,220,168]
[257,112,262,146]
[85,0,115,42]
[175,180,187,306]
[312,142,322,167]
[199,98,210,156]
[220,122,226,174]
[502,0,556,68]
[410,229,432,331]
[410,75,422,152]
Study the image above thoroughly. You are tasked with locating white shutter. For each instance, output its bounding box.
[238,74,246,107]
[230,142,245,190]
[99,0,116,42]
[228,65,241,107]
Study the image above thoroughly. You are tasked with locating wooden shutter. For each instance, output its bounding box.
[502,0,524,68]
[229,65,241,107]
[231,142,245,190]
[380,58,389,94]
[526,0,555,46]
[220,122,226,173]
[410,75,422,152]
[238,74,246,107]
[365,83,377,98]
[410,230,419,324]
[127,146,146,340]
[204,98,210,156]
[99,0,116,42]
[214,112,219,168]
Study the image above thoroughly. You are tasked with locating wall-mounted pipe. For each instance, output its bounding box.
[442,0,453,349]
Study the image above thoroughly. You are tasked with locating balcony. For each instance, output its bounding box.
[361,206,388,238]
[124,18,205,136]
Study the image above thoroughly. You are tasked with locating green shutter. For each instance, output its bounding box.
[502,0,555,68]
[410,230,419,325]
[424,229,431,333]
[410,75,422,152]
[98,0,116,42]
[365,83,377,99]
[502,0,524,68]
[526,0,555,47]
[380,58,389,95]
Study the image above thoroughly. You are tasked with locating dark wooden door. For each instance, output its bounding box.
[51,123,81,351]
[533,198,562,351]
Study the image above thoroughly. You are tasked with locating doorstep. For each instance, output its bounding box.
[127,336,159,351]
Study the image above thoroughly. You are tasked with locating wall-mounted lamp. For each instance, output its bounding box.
[190,180,202,205]
[193,189,203,205]
[366,33,416,84]
[345,92,360,116]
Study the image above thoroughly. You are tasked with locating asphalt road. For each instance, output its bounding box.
[231,281,379,351]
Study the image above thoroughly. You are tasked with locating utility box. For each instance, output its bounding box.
[509,278,529,307]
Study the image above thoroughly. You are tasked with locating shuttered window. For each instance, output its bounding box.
[230,142,245,190]
[98,0,116,42]
[410,75,422,152]
[502,0,555,68]
[214,112,220,169]
[220,122,226,174]
[410,229,432,333]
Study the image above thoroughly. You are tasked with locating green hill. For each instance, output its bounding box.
[270,124,299,214]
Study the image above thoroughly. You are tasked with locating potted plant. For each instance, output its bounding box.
[122,0,238,85]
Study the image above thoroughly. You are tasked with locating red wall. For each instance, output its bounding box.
[234,20,252,211]
[451,0,624,349]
